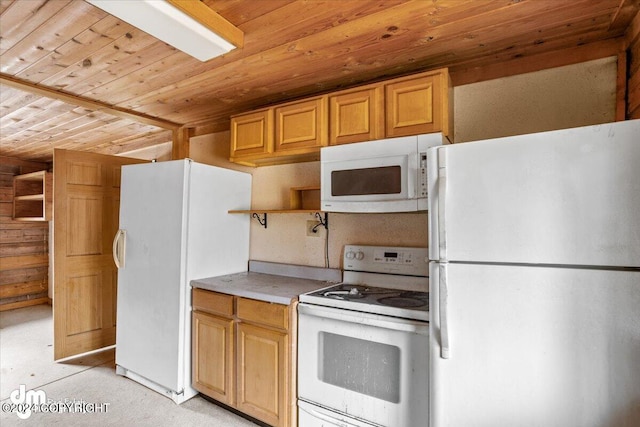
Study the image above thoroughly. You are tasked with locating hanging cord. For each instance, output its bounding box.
[311,212,329,268]
[324,221,330,268]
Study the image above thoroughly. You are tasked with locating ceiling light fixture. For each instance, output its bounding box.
[87,0,243,62]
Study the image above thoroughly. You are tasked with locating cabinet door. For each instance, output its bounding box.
[237,322,287,427]
[192,311,235,405]
[385,73,443,137]
[230,109,273,160]
[274,96,328,153]
[329,86,384,145]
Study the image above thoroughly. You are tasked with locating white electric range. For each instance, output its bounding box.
[297,245,429,427]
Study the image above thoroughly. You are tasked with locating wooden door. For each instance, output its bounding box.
[53,149,145,360]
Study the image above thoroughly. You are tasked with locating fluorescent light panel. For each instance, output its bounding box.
[87,0,237,61]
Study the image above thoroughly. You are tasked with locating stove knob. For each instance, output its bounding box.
[346,251,355,260]
[355,251,364,260]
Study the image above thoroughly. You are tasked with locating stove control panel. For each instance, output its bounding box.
[343,245,428,276]
[372,249,414,264]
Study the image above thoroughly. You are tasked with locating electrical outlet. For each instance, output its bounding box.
[306,220,321,237]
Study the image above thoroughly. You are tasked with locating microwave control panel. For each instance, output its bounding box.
[419,152,428,198]
[343,245,428,276]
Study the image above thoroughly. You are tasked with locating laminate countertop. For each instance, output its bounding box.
[191,260,342,305]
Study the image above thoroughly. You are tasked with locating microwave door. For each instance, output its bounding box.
[321,154,413,212]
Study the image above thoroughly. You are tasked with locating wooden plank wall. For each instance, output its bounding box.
[0,156,50,311]
[627,11,640,119]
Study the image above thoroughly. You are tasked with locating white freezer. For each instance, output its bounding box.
[429,263,640,427]
[114,159,250,403]
[428,120,640,268]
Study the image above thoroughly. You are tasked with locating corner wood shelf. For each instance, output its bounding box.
[228,186,326,229]
[13,170,52,221]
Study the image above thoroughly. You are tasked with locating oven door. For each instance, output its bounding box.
[297,303,429,427]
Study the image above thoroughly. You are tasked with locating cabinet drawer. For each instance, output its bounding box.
[236,298,288,330]
[193,289,234,317]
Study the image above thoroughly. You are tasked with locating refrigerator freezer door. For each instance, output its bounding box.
[429,262,640,427]
[428,120,640,267]
[116,160,189,393]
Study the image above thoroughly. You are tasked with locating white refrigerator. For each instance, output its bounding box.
[113,159,251,404]
[428,120,640,426]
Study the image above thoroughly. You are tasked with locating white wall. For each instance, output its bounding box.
[187,58,618,269]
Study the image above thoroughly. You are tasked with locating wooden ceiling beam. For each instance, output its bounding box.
[167,0,244,48]
[171,126,190,160]
[0,73,181,131]
[625,9,640,47]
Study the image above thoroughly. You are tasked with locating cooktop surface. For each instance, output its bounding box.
[300,282,429,321]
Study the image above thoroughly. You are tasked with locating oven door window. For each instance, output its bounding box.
[331,166,402,196]
[319,332,400,403]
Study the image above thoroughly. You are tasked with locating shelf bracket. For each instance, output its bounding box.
[252,212,267,229]
[313,212,328,231]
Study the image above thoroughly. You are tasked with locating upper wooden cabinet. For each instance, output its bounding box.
[230,108,273,164]
[274,96,328,154]
[329,85,384,145]
[385,70,451,138]
[229,68,452,166]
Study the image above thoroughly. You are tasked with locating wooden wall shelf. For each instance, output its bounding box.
[228,186,323,229]
[13,170,52,221]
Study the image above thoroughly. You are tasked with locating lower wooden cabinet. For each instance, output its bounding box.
[192,289,295,427]
[192,311,234,406]
[237,323,287,426]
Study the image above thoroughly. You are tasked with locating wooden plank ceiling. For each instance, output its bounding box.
[1,0,638,162]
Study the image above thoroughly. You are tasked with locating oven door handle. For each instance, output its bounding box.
[299,401,362,426]
[298,303,428,334]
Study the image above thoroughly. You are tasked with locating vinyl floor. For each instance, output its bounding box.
[0,304,258,426]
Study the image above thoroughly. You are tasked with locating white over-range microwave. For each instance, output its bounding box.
[321,134,446,213]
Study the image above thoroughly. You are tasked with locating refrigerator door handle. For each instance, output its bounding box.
[112,229,126,269]
[437,149,447,261]
[439,263,450,359]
